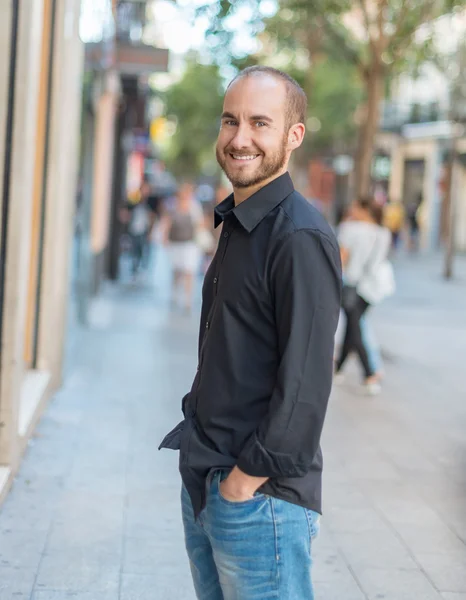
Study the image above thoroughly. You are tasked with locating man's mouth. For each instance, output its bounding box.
[229,153,260,162]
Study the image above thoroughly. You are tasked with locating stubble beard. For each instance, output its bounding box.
[216,137,288,189]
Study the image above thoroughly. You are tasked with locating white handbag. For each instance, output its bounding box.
[361,259,396,305]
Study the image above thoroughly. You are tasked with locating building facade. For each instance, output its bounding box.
[76,0,169,312]
[377,11,466,252]
[0,0,84,502]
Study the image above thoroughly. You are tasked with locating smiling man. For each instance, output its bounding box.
[160,66,342,599]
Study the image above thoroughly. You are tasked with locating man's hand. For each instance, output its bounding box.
[219,466,268,503]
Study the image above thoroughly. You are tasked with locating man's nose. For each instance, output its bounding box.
[230,123,252,149]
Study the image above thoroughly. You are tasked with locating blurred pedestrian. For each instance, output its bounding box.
[407,192,423,252]
[336,202,384,377]
[361,203,392,378]
[335,198,393,394]
[383,198,405,250]
[160,66,341,600]
[161,182,203,312]
[120,178,157,278]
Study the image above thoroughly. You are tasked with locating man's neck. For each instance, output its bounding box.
[233,170,288,206]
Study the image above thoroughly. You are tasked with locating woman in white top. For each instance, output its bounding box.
[335,199,392,394]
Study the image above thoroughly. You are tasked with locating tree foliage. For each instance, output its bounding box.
[199,0,466,195]
[163,58,224,178]
[306,59,362,154]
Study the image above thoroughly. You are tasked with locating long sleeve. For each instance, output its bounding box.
[236,229,342,478]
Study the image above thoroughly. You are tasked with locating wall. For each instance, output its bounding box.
[0,0,84,502]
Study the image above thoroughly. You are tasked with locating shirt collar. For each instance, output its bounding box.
[214,172,294,233]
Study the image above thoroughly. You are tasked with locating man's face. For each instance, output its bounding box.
[216,75,291,190]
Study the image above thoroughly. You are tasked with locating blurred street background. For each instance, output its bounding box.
[0,1,466,599]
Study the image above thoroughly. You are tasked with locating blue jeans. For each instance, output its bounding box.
[360,316,382,373]
[182,470,320,600]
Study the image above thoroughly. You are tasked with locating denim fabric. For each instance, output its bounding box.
[360,316,383,373]
[182,471,320,600]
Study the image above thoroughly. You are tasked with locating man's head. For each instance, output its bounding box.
[216,67,307,193]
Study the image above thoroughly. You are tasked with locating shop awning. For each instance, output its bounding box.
[116,42,169,75]
[85,42,169,75]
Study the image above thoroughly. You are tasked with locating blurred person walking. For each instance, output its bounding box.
[120,179,157,279]
[407,193,423,252]
[337,203,384,378]
[335,198,394,394]
[383,198,405,251]
[162,182,203,312]
[160,66,341,600]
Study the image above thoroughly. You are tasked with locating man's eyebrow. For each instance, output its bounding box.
[220,112,274,123]
[250,115,273,123]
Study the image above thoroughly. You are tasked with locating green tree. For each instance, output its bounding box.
[200,0,465,196]
[163,58,224,178]
[267,56,362,157]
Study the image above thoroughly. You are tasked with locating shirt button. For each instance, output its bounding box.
[205,321,210,329]
[223,231,229,238]
[213,277,218,284]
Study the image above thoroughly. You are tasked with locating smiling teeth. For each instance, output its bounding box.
[232,155,257,160]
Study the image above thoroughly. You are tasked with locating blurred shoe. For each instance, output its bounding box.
[333,371,346,385]
[365,381,382,396]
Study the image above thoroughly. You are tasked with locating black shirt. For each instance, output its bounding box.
[159,172,342,518]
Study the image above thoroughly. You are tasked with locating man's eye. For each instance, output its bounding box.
[255,121,267,128]
[225,120,237,126]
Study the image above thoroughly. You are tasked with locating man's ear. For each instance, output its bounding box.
[288,123,306,150]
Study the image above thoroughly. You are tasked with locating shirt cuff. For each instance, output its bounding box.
[236,431,309,479]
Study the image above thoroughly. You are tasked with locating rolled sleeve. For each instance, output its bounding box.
[237,229,342,478]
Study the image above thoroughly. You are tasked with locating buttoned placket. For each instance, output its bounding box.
[192,221,234,414]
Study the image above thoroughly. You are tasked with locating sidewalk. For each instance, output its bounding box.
[1,251,465,600]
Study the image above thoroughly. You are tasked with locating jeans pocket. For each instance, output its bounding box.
[306,509,321,540]
[215,472,267,506]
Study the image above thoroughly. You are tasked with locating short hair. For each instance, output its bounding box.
[228,66,308,131]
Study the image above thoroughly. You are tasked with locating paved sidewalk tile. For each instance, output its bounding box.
[0,566,36,598]
[0,253,465,599]
[32,593,117,600]
[355,568,443,600]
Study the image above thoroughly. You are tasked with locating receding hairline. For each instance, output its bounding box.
[227,66,308,128]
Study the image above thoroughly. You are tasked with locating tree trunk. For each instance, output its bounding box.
[444,139,458,280]
[355,66,384,199]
